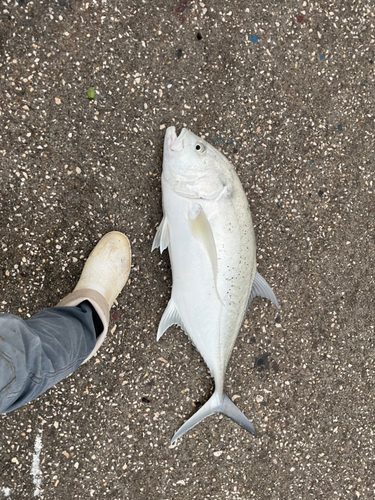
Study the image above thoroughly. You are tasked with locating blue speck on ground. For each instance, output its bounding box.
[338,125,343,131]
[250,35,258,43]
[320,54,325,60]
[309,161,312,165]
[229,140,234,145]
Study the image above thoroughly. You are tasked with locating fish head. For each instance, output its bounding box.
[162,127,234,199]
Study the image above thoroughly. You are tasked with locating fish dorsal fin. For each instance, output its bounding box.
[248,271,279,309]
[151,215,169,254]
[157,298,185,341]
[188,204,222,303]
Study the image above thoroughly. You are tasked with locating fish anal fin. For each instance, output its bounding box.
[151,216,169,254]
[248,271,279,309]
[188,204,222,303]
[157,298,185,341]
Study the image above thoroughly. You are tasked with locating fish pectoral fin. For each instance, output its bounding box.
[157,298,185,341]
[151,215,169,254]
[188,204,222,303]
[171,392,256,444]
[248,271,279,308]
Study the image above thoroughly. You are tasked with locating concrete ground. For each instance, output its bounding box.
[0,0,374,498]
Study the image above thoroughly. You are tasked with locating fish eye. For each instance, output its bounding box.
[195,142,205,153]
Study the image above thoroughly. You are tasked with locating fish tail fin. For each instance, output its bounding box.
[170,392,256,444]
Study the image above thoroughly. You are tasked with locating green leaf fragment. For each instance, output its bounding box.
[87,87,95,100]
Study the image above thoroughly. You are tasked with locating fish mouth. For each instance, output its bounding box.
[165,126,186,153]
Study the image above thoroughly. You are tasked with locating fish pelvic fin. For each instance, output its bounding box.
[170,392,256,444]
[151,215,169,254]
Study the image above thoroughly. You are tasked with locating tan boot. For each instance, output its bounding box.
[57,231,131,362]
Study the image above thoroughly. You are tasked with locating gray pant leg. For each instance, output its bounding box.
[0,302,97,414]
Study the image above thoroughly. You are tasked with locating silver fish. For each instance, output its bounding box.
[152,127,278,443]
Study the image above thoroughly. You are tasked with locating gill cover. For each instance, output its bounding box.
[162,127,233,200]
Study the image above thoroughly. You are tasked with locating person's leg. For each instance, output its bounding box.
[0,231,131,415]
[0,302,98,414]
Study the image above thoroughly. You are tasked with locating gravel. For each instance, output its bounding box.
[0,0,374,499]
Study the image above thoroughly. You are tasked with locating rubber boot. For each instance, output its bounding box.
[57,231,131,362]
